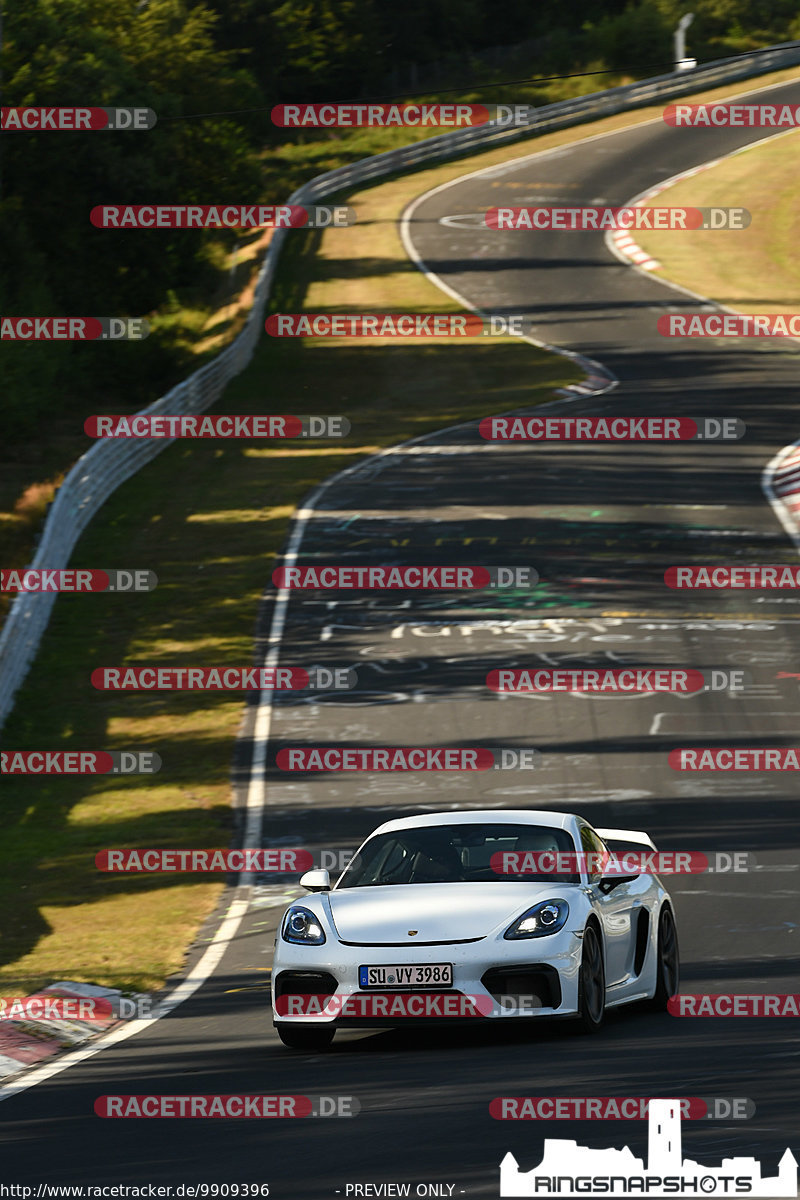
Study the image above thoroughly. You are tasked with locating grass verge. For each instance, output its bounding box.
[632,127,800,315]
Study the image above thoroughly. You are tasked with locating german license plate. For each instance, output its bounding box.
[358,963,453,989]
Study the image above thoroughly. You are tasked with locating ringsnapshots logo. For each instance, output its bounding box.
[85,415,349,438]
[1,107,156,130]
[90,666,356,691]
[0,569,156,593]
[499,1098,797,1197]
[491,1097,755,1121]
[1,318,149,340]
[272,566,536,589]
[1,751,161,774]
[485,206,749,231]
[265,313,532,338]
[480,416,744,441]
[94,1094,359,1118]
[91,205,355,229]
[271,102,535,128]
[276,747,540,771]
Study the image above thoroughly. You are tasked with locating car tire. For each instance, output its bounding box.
[649,906,679,1011]
[276,1023,335,1051]
[576,923,606,1034]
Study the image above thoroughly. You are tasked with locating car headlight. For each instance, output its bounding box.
[281,905,326,945]
[504,899,569,940]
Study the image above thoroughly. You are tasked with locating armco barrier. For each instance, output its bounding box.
[2,42,800,730]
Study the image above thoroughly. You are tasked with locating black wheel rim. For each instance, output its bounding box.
[583,929,604,1023]
[660,911,679,994]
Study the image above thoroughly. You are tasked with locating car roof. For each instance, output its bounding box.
[367,810,579,837]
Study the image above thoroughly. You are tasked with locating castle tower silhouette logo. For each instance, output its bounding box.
[500,1099,797,1197]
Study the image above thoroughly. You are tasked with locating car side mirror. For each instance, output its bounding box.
[300,869,331,893]
[599,873,639,893]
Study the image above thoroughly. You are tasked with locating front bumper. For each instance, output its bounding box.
[272,928,584,1026]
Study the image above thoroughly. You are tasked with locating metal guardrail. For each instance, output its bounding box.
[2,40,800,730]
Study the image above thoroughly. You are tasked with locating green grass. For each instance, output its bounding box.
[634,127,800,312]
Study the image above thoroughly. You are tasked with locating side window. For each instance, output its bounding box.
[579,825,607,882]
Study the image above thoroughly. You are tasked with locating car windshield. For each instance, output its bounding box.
[336,823,580,887]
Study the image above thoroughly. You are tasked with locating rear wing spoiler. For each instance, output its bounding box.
[595,827,657,852]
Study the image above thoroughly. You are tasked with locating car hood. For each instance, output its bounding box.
[327,882,570,945]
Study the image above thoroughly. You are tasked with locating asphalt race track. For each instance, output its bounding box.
[2,77,800,1199]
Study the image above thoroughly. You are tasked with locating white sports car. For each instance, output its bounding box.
[271,809,679,1050]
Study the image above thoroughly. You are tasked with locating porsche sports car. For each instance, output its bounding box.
[271,809,679,1050]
